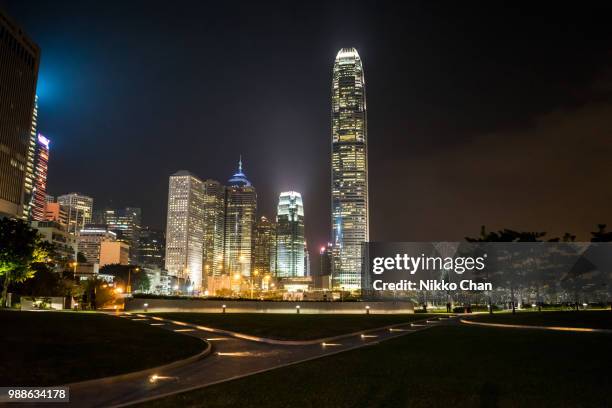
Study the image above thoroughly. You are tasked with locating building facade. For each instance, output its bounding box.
[136,226,165,268]
[22,95,38,219]
[31,134,49,221]
[103,207,141,262]
[99,241,130,267]
[77,225,116,265]
[57,193,93,235]
[31,220,76,266]
[202,179,225,277]
[164,171,205,291]
[254,216,276,276]
[43,202,68,226]
[330,47,369,290]
[0,11,40,219]
[275,191,305,278]
[224,159,257,278]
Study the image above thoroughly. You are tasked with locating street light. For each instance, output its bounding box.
[127,266,141,295]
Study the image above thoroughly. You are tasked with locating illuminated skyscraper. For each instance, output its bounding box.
[136,226,165,268]
[224,159,257,278]
[202,179,225,277]
[331,47,369,290]
[22,95,38,219]
[0,11,40,219]
[254,216,276,276]
[164,171,205,291]
[275,191,305,278]
[31,134,49,221]
[57,193,93,235]
[103,207,142,262]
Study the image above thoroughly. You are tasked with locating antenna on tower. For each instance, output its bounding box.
[238,155,243,172]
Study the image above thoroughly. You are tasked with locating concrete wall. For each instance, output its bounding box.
[126,298,414,314]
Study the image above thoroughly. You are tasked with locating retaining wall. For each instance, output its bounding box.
[125,298,414,314]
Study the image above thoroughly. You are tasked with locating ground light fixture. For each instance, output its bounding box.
[222,304,226,313]
[365,305,370,314]
[296,305,301,314]
[144,303,149,312]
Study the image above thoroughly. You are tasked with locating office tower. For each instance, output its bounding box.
[320,243,333,276]
[103,207,142,262]
[0,11,40,219]
[164,171,205,291]
[331,47,369,290]
[136,226,165,268]
[202,179,225,277]
[304,243,310,276]
[254,216,276,276]
[275,191,305,277]
[45,194,54,203]
[224,158,257,278]
[57,193,93,235]
[31,134,49,221]
[22,95,38,219]
[77,225,116,265]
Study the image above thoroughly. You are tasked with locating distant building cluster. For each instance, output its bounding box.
[0,9,369,297]
[164,160,310,295]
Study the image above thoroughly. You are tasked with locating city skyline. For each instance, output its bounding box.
[1,1,611,250]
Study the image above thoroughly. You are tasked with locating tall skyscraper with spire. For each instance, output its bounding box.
[224,158,257,279]
[331,47,369,291]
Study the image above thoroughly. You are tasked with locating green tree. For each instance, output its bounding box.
[466,226,551,314]
[0,218,51,307]
[590,224,612,242]
[99,264,150,293]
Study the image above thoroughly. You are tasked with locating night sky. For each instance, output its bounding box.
[2,1,612,257]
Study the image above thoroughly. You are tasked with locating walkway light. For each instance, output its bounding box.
[144,303,149,312]
[222,304,227,313]
[296,305,301,314]
[365,305,370,314]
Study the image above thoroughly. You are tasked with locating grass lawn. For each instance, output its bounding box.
[149,313,434,340]
[0,311,206,386]
[140,325,612,408]
[473,310,612,329]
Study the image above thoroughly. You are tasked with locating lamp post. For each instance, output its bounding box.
[127,266,140,295]
[250,270,259,299]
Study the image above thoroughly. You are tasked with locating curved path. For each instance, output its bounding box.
[54,314,458,408]
[460,317,612,333]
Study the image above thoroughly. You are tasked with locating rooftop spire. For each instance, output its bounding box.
[238,155,242,173]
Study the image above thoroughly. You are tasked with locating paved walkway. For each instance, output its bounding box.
[57,314,458,407]
[460,318,612,333]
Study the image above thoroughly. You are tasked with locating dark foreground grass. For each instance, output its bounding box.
[0,311,205,386]
[474,310,612,329]
[150,313,434,340]
[141,325,612,408]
